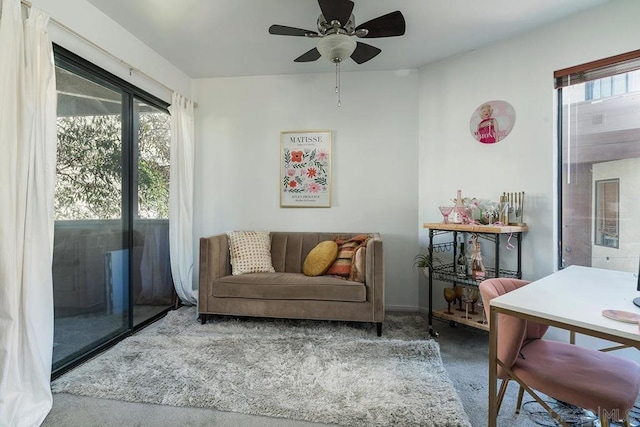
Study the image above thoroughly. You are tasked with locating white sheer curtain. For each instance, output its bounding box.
[169,92,197,305]
[0,0,57,426]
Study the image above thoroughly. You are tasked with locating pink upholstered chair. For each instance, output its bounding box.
[480,278,640,427]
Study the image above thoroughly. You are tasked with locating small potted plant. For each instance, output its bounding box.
[413,252,441,277]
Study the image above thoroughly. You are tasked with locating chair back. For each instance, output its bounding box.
[479,278,531,378]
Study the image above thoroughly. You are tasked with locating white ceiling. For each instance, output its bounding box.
[86,0,610,79]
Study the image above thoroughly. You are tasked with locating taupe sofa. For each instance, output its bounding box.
[198,232,385,335]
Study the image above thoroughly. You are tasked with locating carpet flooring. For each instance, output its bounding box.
[46,309,640,427]
[51,308,471,427]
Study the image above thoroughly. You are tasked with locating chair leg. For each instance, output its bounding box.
[598,411,631,427]
[515,386,525,414]
[496,379,509,414]
[623,414,631,427]
[376,322,382,337]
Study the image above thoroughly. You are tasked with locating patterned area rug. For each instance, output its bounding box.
[52,308,471,427]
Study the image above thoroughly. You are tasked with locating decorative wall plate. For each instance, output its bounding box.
[469,100,516,144]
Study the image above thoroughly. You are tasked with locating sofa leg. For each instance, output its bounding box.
[376,322,382,337]
[200,314,207,325]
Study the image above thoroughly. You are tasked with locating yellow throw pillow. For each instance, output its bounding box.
[303,241,339,276]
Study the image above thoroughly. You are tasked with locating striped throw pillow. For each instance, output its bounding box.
[326,234,369,279]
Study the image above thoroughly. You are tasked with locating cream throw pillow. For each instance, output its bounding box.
[226,230,275,275]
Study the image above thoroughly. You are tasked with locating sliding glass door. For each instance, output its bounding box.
[132,99,173,326]
[52,45,172,375]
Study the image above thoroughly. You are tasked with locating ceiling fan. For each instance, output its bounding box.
[268,0,406,65]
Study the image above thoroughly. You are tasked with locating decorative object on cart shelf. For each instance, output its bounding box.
[438,205,454,224]
[503,191,525,226]
[456,242,468,278]
[468,287,479,315]
[498,195,509,225]
[476,300,488,325]
[413,251,441,276]
[461,286,475,320]
[469,235,486,279]
[450,190,474,224]
[443,287,456,315]
[454,285,465,311]
[467,203,481,222]
[469,100,516,144]
[476,199,501,225]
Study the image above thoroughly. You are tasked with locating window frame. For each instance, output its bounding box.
[556,49,640,269]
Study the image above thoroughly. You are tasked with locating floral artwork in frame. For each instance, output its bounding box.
[280,130,331,208]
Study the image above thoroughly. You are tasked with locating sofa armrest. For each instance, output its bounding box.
[198,234,231,310]
[365,233,384,321]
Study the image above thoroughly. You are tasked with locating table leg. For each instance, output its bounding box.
[488,306,498,427]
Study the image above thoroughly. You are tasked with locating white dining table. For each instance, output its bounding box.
[487,265,640,427]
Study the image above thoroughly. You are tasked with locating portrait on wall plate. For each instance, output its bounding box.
[469,100,516,144]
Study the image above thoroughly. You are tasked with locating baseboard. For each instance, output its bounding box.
[385,306,431,316]
[385,305,421,313]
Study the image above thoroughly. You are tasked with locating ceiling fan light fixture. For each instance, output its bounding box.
[317,34,356,63]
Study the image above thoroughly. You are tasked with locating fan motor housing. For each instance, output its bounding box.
[317,14,355,35]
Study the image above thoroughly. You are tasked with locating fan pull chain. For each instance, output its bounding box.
[335,62,341,107]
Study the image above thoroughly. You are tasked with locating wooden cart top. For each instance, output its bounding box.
[423,223,528,233]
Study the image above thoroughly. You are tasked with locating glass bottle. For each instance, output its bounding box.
[457,242,467,278]
[450,189,465,223]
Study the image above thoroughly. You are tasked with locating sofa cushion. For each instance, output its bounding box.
[326,234,369,278]
[303,241,338,276]
[213,273,366,302]
[226,230,275,275]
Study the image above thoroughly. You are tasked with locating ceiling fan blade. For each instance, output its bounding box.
[269,25,318,37]
[350,42,381,64]
[355,11,406,38]
[318,0,354,26]
[294,48,321,63]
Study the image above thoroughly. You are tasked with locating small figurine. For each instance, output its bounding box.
[470,235,486,279]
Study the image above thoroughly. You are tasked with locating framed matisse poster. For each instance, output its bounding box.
[280,130,331,208]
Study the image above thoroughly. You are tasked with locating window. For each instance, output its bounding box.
[594,179,619,248]
[556,50,640,273]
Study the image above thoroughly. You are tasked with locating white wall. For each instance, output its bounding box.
[30,0,191,103]
[418,0,640,312]
[29,0,640,321]
[192,70,420,310]
[418,0,640,360]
